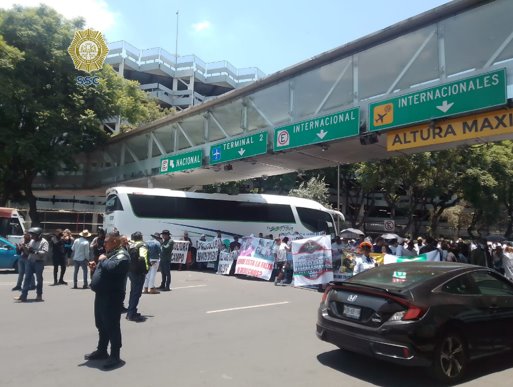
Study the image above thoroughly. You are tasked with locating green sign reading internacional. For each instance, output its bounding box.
[369,68,507,132]
[273,108,360,151]
[209,131,268,165]
[160,149,203,174]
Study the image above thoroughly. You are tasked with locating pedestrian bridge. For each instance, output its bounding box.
[35,0,513,195]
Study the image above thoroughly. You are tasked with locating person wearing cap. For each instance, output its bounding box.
[157,230,173,291]
[14,227,48,302]
[353,241,377,275]
[72,229,91,289]
[143,232,162,294]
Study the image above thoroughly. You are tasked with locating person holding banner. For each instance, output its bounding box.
[353,241,377,275]
[274,237,290,285]
[157,230,173,291]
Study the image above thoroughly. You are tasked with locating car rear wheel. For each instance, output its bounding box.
[432,331,468,383]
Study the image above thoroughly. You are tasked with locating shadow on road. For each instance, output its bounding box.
[317,348,513,386]
[78,359,126,371]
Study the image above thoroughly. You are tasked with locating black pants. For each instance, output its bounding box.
[159,260,171,289]
[52,256,66,283]
[94,292,124,358]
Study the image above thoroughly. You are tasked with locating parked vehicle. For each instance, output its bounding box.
[316,262,513,383]
[0,207,26,244]
[0,236,20,272]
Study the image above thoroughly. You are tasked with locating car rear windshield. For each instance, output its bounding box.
[348,265,447,289]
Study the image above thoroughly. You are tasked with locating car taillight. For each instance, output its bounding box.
[390,304,425,321]
[320,285,333,305]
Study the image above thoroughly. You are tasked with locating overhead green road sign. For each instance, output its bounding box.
[273,108,360,151]
[209,131,268,165]
[160,149,203,174]
[369,68,507,132]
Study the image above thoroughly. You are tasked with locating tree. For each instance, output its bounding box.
[288,175,332,208]
[0,5,170,225]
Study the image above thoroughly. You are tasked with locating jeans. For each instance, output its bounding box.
[73,260,88,286]
[21,260,44,300]
[143,260,159,289]
[127,272,145,318]
[16,259,35,289]
[159,260,171,289]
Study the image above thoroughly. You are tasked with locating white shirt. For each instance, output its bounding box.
[353,255,376,275]
[72,236,90,261]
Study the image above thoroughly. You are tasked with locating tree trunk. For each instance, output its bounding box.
[23,181,40,227]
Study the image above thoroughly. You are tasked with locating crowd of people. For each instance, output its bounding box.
[8,225,513,369]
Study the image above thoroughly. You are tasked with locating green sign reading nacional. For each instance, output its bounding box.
[160,149,203,174]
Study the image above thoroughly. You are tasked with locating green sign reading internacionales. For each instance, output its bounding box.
[160,149,203,174]
[369,68,507,132]
[273,108,359,151]
[209,132,268,165]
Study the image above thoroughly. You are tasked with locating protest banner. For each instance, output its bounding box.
[196,240,219,262]
[171,240,190,264]
[234,236,275,280]
[383,249,439,264]
[217,250,237,275]
[292,235,333,286]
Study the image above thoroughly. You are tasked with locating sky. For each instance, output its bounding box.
[1,0,451,75]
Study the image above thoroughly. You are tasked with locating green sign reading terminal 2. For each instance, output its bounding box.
[209,132,268,165]
[369,68,507,132]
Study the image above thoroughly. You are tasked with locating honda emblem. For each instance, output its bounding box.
[347,294,358,302]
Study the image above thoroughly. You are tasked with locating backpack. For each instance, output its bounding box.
[129,241,149,274]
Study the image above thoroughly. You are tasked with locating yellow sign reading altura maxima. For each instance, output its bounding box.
[68,28,109,73]
[387,108,513,151]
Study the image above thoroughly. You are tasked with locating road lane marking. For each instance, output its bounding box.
[206,301,289,314]
[172,284,207,290]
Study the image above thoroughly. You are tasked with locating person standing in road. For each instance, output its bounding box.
[85,229,129,370]
[50,229,67,285]
[12,232,35,291]
[274,237,291,285]
[14,227,48,302]
[143,233,162,294]
[89,227,106,278]
[72,229,91,289]
[62,229,74,266]
[353,241,377,275]
[157,230,173,291]
[126,232,148,322]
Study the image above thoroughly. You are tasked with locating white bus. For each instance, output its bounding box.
[103,186,344,243]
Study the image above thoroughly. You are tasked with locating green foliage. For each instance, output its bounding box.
[288,175,332,208]
[0,5,172,222]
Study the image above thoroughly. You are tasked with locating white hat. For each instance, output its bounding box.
[79,229,91,237]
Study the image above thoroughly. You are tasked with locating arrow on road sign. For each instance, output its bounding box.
[436,100,454,113]
[238,148,246,156]
[317,130,328,139]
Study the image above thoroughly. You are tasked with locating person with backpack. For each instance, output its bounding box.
[143,233,162,294]
[126,231,149,322]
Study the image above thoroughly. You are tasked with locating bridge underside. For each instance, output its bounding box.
[33,0,513,195]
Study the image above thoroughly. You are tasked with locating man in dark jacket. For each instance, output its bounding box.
[85,229,129,370]
[126,231,148,322]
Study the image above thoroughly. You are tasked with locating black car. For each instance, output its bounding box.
[316,262,513,383]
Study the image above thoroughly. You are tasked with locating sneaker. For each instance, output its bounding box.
[102,356,122,370]
[58,280,68,285]
[84,350,109,361]
[149,288,160,294]
[11,286,21,291]
[162,288,171,292]
[13,295,27,302]
[35,295,43,302]
[126,314,145,322]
